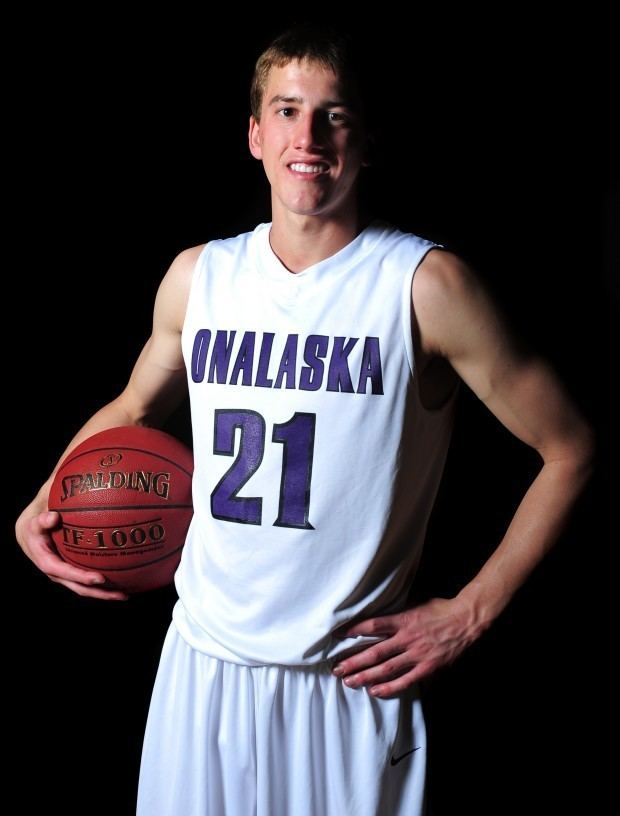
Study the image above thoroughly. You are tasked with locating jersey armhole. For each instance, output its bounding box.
[402,243,461,414]
[401,243,441,379]
[181,241,213,344]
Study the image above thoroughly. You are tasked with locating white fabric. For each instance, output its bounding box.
[174,220,457,666]
[137,621,427,816]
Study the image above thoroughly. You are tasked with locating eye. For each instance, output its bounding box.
[278,107,296,118]
[327,111,353,128]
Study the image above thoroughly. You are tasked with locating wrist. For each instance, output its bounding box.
[456,579,511,632]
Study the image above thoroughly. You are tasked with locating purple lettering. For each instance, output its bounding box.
[256,332,275,388]
[326,337,358,393]
[300,335,328,391]
[191,329,211,383]
[208,330,236,384]
[274,335,298,389]
[357,337,384,394]
[230,331,256,386]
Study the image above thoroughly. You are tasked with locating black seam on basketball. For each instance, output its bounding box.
[58,543,185,571]
[51,516,164,529]
[48,504,193,512]
[60,446,193,478]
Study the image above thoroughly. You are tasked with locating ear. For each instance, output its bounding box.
[248,115,263,160]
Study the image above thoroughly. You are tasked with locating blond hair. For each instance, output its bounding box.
[250,25,365,122]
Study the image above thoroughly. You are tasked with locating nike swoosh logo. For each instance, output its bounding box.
[390,747,421,766]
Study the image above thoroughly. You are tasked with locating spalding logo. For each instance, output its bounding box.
[99,453,123,467]
[60,471,171,501]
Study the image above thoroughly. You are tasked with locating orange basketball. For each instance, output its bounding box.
[48,426,193,594]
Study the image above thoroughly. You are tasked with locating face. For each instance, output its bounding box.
[248,58,367,221]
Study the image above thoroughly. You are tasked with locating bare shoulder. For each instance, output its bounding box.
[154,243,207,332]
[412,248,484,356]
[163,243,207,289]
[413,247,477,298]
[412,247,515,363]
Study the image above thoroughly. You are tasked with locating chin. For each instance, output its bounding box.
[286,200,330,217]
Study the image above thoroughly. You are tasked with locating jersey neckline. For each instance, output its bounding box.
[252,219,390,287]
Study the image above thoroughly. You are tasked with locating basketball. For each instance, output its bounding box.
[48,426,194,594]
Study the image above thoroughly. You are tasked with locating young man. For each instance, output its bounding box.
[15,26,594,816]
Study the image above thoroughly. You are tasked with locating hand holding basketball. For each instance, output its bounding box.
[47,426,193,594]
[15,503,129,600]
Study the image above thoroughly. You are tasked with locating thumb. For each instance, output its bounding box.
[41,510,60,528]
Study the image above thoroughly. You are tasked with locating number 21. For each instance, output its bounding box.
[211,410,316,529]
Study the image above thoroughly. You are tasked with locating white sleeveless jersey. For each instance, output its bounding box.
[173,220,457,666]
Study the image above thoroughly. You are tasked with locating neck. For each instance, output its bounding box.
[268,207,372,274]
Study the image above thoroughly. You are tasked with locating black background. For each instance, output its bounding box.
[7,12,618,816]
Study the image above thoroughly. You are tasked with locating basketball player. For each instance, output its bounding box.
[15,26,594,816]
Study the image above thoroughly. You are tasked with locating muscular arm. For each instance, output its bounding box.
[414,249,595,622]
[15,244,204,598]
[332,250,595,695]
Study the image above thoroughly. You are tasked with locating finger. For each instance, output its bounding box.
[340,652,413,689]
[39,510,60,530]
[29,511,59,536]
[333,639,402,677]
[26,521,106,586]
[32,542,107,587]
[49,576,129,601]
[369,663,436,698]
[25,512,112,590]
[30,540,106,587]
[26,515,63,560]
[338,614,401,639]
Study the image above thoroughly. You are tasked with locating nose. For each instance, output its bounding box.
[293,111,326,150]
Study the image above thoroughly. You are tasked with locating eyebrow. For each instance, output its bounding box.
[267,94,350,108]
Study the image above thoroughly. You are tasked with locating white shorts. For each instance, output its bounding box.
[137,621,427,816]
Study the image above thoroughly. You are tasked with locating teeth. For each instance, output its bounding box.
[289,162,327,174]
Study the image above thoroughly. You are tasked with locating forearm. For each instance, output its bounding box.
[456,450,594,629]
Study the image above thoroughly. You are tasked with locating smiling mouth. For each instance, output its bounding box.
[287,162,330,177]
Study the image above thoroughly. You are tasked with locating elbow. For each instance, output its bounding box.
[566,422,597,483]
[541,421,596,482]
